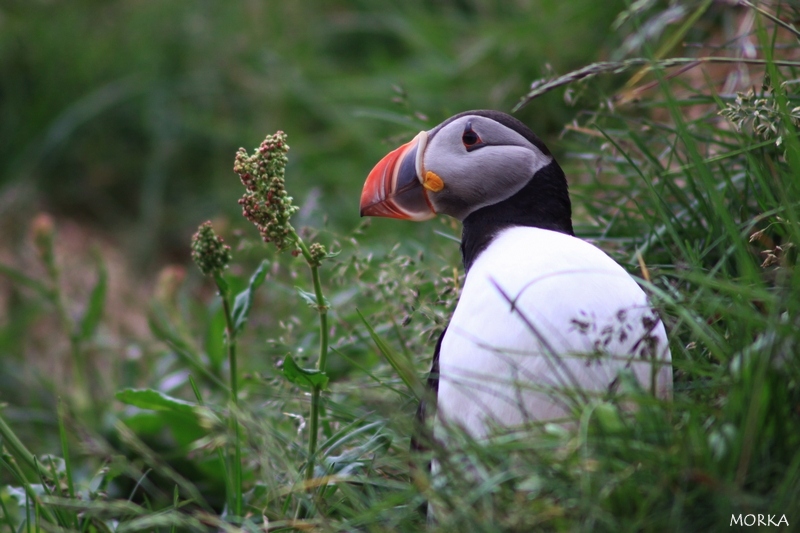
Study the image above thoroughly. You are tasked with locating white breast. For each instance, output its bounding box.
[437,226,672,438]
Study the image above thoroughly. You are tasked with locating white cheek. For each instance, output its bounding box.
[429,146,552,213]
[469,146,549,186]
[472,148,548,205]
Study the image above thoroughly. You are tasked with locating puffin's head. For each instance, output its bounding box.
[360,110,556,222]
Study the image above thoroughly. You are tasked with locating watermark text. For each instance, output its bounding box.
[730,514,788,527]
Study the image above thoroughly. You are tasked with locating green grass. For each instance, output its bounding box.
[2,1,800,531]
[0,0,624,265]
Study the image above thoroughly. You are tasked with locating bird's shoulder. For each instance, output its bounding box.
[466,225,639,293]
[451,225,655,347]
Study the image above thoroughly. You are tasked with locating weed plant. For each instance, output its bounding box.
[2,1,800,532]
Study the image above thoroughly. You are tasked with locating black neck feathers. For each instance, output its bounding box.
[460,160,574,272]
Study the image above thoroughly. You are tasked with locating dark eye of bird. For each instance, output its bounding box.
[462,130,480,147]
[461,120,484,151]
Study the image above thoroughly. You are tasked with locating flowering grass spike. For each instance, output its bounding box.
[234,131,299,252]
[191,221,232,276]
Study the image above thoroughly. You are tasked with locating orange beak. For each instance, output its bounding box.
[360,131,436,221]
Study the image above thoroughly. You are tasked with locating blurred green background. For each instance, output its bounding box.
[0,0,624,267]
[5,3,800,529]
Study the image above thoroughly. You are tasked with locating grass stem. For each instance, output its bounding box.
[215,276,243,521]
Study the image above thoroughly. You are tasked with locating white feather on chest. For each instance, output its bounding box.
[436,226,672,438]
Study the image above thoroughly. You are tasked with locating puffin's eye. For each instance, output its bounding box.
[462,123,484,152]
[462,130,480,146]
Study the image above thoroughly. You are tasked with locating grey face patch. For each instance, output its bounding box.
[422,115,553,220]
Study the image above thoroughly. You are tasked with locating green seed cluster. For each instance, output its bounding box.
[191,221,232,276]
[234,131,298,252]
[308,242,327,267]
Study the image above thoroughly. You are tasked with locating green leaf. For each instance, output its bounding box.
[282,354,329,389]
[0,263,51,298]
[295,287,317,306]
[161,412,206,448]
[205,304,226,372]
[115,388,198,416]
[78,253,107,341]
[232,260,269,334]
[295,286,329,308]
[357,309,425,400]
[120,411,166,436]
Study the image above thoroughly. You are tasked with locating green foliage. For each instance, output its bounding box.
[0,0,626,261]
[358,309,426,401]
[231,260,269,335]
[2,1,800,532]
[77,254,108,343]
[116,389,200,417]
[282,355,330,390]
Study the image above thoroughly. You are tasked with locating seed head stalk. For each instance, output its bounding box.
[32,214,91,415]
[191,222,242,519]
[294,238,329,483]
[233,132,331,487]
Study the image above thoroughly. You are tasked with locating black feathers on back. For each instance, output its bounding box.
[411,327,444,454]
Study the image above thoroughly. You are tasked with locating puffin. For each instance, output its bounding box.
[360,110,672,440]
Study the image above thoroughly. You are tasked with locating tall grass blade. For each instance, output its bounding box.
[357,309,425,401]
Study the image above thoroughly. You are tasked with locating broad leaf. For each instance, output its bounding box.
[282,354,329,389]
[116,388,198,416]
[295,286,329,309]
[232,260,269,334]
[122,411,166,436]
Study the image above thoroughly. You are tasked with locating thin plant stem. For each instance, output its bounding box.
[57,399,80,530]
[56,400,75,500]
[0,413,52,480]
[189,376,234,514]
[0,454,59,526]
[43,248,91,414]
[0,488,15,531]
[514,56,800,111]
[295,238,329,484]
[215,277,243,521]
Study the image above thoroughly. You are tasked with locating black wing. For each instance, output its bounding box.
[410,327,445,453]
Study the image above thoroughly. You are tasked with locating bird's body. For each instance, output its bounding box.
[438,225,671,437]
[360,109,672,440]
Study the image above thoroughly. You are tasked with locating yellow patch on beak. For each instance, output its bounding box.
[422,171,444,192]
